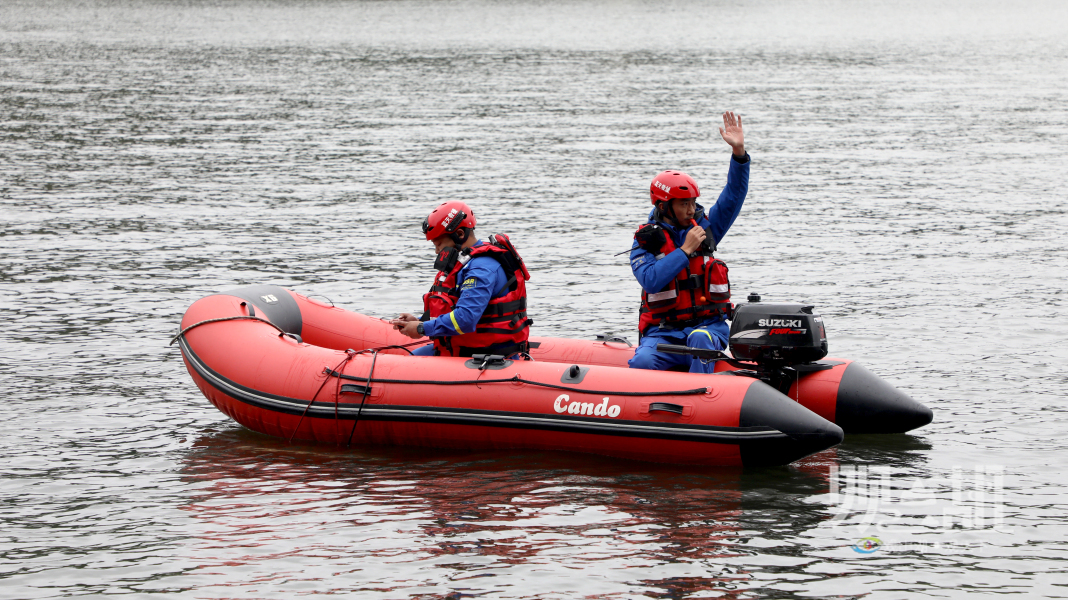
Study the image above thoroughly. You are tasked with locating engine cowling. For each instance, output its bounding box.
[729,296,828,366]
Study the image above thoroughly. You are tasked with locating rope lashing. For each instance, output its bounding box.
[322,368,710,397]
[169,315,286,346]
[346,350,378,446]
[289,350,356,444]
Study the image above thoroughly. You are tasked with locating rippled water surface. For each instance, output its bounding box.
[3,0,1068,597]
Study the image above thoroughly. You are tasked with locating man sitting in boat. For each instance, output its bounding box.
[391,201,532,358]
[628,111,750,374]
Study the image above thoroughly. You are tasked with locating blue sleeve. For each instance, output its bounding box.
[630,243,690,293]
[704,154,750,245]
[422,256,506,337]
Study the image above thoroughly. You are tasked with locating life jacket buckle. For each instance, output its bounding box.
[676,275,704,291]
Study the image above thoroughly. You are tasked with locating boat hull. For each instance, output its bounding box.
[177,287,844,466]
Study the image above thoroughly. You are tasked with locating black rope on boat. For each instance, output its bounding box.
[333,351,349,444]
[346,350,378,447]
[169,315,286,346]
[171,315,424,355]
[354,340,428,356]
[307,294,335,307]
[289,350,356,444]
[322,368,709,397]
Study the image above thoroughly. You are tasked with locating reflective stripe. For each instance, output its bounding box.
[655,253,665,260]
[689,328,715,344]
[647,289,677,303]
[709,284,729,293]
[449,311,464,334]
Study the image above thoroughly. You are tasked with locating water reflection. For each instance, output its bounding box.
[837,434,933,464]
[175,427,920,597]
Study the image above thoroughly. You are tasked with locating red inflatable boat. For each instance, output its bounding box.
[176,286,849,467]
[194,285,930,434]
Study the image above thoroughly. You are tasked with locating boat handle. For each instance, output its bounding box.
[649,402,684,415]
[596,333,632,347]
[279,331,303,344]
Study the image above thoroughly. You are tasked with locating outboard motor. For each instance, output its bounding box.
[657,292,836,394]
[729,293,828,367]
[698,293,835,396]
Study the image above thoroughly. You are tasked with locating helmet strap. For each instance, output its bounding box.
[656,201,679,226]
[450,227,471,245]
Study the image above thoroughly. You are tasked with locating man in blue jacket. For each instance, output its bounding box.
[628,111,749,373]
[392,201,531,357]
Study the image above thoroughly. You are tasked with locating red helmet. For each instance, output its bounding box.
[649,170,700,205]
[422,201,476,242]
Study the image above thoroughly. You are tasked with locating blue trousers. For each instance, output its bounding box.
[628,322,728,374]
[411,343,435,356]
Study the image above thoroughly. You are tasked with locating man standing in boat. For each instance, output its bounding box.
[392,201,532,358]
[628,111,749,373]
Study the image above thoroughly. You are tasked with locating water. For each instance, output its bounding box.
[2,0,1068,597]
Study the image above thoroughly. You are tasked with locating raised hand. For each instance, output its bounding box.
[719,111,745,156]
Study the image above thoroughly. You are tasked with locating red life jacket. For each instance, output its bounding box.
[634,223,731,337]
[422,234,532,357]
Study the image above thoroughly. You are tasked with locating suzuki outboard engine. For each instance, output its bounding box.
[656,293,834,395]
[729,294,828,367]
